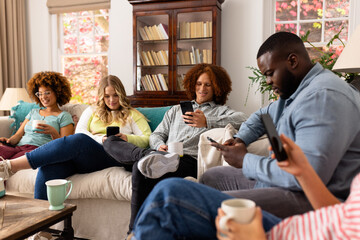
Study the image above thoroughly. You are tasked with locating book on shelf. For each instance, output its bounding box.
[158,23,169,39]
[157,73,168,90]
[139,27,148,40]
[178,21,212,39]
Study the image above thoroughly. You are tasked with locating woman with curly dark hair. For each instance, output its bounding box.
[0,75,151,201]
[0,71,74,159]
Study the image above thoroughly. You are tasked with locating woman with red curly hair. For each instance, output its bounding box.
[0,71,74,159]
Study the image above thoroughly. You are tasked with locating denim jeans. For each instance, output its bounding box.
[132,178,281,240]
[25,133,124,199]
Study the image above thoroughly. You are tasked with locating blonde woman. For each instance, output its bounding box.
[0,75,151,200]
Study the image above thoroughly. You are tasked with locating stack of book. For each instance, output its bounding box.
[138,23,169,40]
[140,74,168,91]
[179,21,212,39]
[177,46,212,65]
[139,50,168,66]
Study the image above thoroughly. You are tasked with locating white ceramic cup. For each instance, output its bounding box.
[46,179,73,210]
[0,177,5,198]
[168,142,183,156]
[219,198,256,230]
[32,120,46,130]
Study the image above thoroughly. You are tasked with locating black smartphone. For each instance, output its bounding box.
[207,136,219,144]
[0,140,15,148]
[106,126,120,137]
[260,114,287,162]
[180,101,194,124]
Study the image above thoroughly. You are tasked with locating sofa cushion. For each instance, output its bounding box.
[9,101,40,133]
[137,106,172,132]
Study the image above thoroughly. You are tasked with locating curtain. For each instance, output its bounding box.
[47,0,110,14]
[0,0,28,99]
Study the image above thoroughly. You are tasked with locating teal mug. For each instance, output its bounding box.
[45,179,72,210]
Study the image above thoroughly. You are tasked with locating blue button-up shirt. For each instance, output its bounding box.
[235,63,360,200]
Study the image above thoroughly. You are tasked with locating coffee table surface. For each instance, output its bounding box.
[0,194,76,240]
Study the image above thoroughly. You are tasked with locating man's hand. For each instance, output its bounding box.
[158,145,168,152]
[210,138,247,168]
[182,109,207,128]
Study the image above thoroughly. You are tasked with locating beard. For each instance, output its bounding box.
[279,69,299,99]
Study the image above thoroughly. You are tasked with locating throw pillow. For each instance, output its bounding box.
[10,101,40,134]
[136,106,172,132]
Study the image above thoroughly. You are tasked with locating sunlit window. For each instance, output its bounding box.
[274,0,350,59]
[60,9,109,104]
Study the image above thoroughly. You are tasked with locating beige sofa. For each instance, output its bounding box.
[0,104,268,240]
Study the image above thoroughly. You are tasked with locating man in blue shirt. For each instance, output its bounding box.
[201,31,360,219]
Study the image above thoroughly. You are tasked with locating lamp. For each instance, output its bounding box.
[332,25,360,89]
[0,88,32,113]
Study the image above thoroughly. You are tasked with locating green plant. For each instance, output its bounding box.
[246,28,357,104]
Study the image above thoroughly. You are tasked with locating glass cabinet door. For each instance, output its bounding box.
[136,14,169,92]
[176,11,213,91]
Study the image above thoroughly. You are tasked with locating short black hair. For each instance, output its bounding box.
[257,32,305,59]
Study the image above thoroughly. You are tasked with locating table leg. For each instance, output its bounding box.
[61,215,74,240]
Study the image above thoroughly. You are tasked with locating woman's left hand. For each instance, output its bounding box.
[215,207,266,240]
[182,109,207,128]
[35,123,59,139]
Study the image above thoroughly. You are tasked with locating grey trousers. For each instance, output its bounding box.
[200,166,313,219]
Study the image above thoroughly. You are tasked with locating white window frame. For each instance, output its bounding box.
[262,0,360,45]
[50,11,110,73]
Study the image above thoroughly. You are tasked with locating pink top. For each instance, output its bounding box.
[268,173,360,239]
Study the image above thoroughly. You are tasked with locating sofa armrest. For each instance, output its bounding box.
[0,116,14,138]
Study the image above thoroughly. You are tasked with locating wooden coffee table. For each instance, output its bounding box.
[0,194,77,240]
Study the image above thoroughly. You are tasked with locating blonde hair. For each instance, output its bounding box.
[94,75,133,125]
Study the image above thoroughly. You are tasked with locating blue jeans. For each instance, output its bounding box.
[132,178,281,240]
[25,133,123,199]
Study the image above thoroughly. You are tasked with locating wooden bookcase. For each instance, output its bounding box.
[128,0,224,107]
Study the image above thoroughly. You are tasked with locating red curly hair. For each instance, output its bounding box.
[27,71,72,107]
[182,64,232,105]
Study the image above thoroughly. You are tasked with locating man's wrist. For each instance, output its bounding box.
[234,137,245,145]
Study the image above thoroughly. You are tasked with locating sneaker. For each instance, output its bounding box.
[0,157,14,180]
[137,152,180,179]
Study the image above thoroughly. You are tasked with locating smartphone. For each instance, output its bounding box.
[106,126,120,137]
[207,136,219,144]
[260,113,287,162]
[180,101,194,116]
[180,101,194,124]
[0,140,15,148]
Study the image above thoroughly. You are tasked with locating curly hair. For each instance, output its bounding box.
[94,75,137,125]
[27,71,72,107]
[182,64,232,105]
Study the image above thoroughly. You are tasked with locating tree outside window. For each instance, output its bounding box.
[274,0,349,60]
[60,9,109,104]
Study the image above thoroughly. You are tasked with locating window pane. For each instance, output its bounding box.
[325,20,348,43]
[276,0,297,21]
[275,23,297,33]
[300,0,323,20]
[95,35,109,52]
[276,0,298,21]
[95,16,109,35]
[299,22,322,41]
[63,17,77,37]
[325,0,349,18]
[62,55,108,104]
[64,37,78,54]
[79,35,94,53]
[79,17,93,35]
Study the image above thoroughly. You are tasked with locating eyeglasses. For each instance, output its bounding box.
[35,91,52,98]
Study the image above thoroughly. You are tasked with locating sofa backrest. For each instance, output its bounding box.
[9,101,172,133]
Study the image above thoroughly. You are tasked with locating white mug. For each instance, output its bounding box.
[219,198,256,230]
[168,142,183,157]
[32,120,46,130]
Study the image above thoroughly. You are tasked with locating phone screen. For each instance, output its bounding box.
[106,126,120,137]
[180,101,194,115]
[260,114,287,161]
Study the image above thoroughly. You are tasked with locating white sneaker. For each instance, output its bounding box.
[0,157,14,180]
[137,152,180,179]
